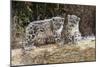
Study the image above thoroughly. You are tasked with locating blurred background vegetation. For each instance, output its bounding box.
[11,1,96,49]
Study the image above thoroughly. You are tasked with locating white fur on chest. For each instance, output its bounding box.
[56,25,63,35]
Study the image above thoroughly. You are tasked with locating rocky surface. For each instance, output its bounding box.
[11,38,96,66]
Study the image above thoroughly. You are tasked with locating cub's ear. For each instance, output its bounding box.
[67,15,70,18]
[78,17,80,21]
[67,15,71,20]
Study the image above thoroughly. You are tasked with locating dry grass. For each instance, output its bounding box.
[11,40,96,66]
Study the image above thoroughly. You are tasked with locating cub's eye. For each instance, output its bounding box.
[70,24,74,27]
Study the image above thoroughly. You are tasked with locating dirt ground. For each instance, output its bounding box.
[11,39,96,66]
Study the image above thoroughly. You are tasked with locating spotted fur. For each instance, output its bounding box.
[23,17,64,50]
[64,15,81,44]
